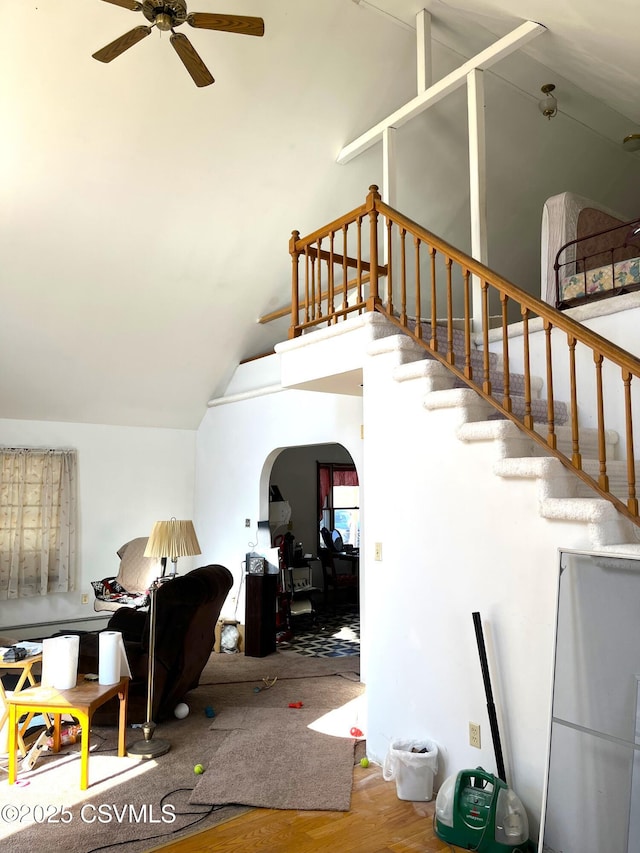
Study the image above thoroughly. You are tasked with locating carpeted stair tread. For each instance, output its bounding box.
[487,396,568,425]
[403,317,566,424]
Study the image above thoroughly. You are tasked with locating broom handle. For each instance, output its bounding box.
[472,611,507,783]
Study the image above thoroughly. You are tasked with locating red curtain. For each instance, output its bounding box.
[318,463,359,520]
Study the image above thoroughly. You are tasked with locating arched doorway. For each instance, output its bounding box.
[266,442,360,657]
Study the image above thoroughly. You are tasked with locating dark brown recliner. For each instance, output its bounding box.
[79,564,233,724]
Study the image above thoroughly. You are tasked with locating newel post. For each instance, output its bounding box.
[366,185,381,309]
[289,230,301,339]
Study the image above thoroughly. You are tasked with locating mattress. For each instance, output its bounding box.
[558,256,640,305]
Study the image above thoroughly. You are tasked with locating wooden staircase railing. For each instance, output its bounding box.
[283,185,640,528]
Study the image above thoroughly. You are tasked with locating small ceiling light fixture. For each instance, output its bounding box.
[538,84,558,120]
[623,134,640,152]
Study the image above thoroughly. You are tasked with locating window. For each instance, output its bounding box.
[0,448,78,599]
[317,462,359,549]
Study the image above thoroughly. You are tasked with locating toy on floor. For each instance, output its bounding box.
[253,676,277,693]
[288,701,304,708]
[174,702,190,719]
[205,705,216,718]
[194,763,204,775]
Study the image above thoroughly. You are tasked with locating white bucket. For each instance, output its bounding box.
[382,738,438,801]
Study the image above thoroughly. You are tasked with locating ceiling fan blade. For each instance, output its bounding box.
[98,0,142,10]
[170,33,215,87]
[92,26,152,63]
[187,13,265,37]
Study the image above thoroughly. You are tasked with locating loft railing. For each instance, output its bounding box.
[280,185,640,528]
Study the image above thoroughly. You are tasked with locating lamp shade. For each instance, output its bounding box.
[144,519,201,560]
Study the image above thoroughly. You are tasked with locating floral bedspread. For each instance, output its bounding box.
[559,256,640,304]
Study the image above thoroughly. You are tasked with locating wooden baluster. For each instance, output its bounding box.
[342,224,349,314]
[328,232,335,322]
[413,237,422,340]
[593,352,609,491]
[386,218,394,317]
[430,247,437,351]
[463,269,472,380]
[317,238,323,320]
[414,237,422,340]
[357,216,363,311]
[501,293,511,413]
[367,185,380,308]
[400,228,407,327]
[310,254,316,322]
[544,319,556,450]
[623,370,639,516]
[568,334,581,468]
[482,282,491,395]
[289,230,300,339]
[521,305,533,429]
[446,258,454,365]
[304,247,310,325]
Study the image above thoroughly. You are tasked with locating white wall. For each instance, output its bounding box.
[194,292,640,848]
[194,387,363,624]
[360,342,595,842]
[0,418,196,631]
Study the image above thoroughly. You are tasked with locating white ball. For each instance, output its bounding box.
[174,702,190,719]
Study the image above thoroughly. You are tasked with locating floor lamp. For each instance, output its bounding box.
[127,518,201,759]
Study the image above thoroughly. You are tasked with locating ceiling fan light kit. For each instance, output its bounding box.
[92,0,265,87]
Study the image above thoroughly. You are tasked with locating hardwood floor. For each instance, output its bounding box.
[150,763,453,853]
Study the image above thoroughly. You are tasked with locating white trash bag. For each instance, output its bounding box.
[382,738,439,801]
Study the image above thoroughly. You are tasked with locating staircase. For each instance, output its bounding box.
[370,326,640,554]
[285,185,640,536]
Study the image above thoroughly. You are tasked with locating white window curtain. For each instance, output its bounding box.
[0,448,77,599]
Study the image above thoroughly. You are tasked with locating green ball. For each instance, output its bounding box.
[194,763,204,775]
[360,757,369,768]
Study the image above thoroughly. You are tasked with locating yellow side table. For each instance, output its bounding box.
[7,675,129,790]
[0,653,43,757]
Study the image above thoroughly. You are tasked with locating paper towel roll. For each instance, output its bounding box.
[99,631,125,685]
[41,635,79,690]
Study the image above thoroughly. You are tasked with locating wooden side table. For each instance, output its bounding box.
[0,653,43,757]
[6,675,129,790]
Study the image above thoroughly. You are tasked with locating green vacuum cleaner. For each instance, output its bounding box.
[435,766,533,852]
[434,612,535,852]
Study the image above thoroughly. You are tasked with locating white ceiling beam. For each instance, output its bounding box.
[416,9,433,93]
[337,20,546,164]
[382,127,397,207]
[382,126,397,280]
[467,68,488,329]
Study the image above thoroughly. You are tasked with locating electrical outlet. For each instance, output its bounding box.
[469,722,481,749]
[245,518,251,527]
[81,593,89,605]
[374,542,382,561]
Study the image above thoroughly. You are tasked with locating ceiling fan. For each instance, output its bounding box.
[92,0,265,88]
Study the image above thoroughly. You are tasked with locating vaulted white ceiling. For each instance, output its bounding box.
[2,1,639,429]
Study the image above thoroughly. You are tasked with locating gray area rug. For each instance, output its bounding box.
[191,707,356,811]
[0,650,361,853]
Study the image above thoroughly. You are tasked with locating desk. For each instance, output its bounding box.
[335,550,359,569]
[7,675,129,790]
[319,549,359,604]
[0,653,42,757]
